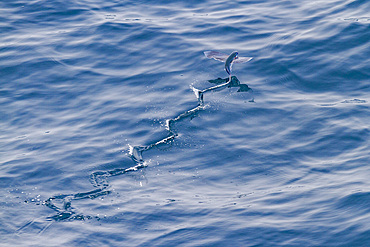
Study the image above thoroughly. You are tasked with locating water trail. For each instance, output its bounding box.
[37,76,251,221]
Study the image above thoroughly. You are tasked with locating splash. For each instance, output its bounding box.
[38,76,252,221]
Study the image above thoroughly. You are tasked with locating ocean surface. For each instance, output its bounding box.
[1,0,369,246]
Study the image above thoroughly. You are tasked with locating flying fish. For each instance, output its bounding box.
[204,51,253,81]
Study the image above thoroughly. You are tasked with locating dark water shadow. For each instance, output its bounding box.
[208,76,252,93]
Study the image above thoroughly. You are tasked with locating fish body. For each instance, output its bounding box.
[224,51,239,75]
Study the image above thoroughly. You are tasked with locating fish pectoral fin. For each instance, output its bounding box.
[204,51,229,62]
[233,56,253,63]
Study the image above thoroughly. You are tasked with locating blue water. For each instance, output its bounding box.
[1,0,370,246]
